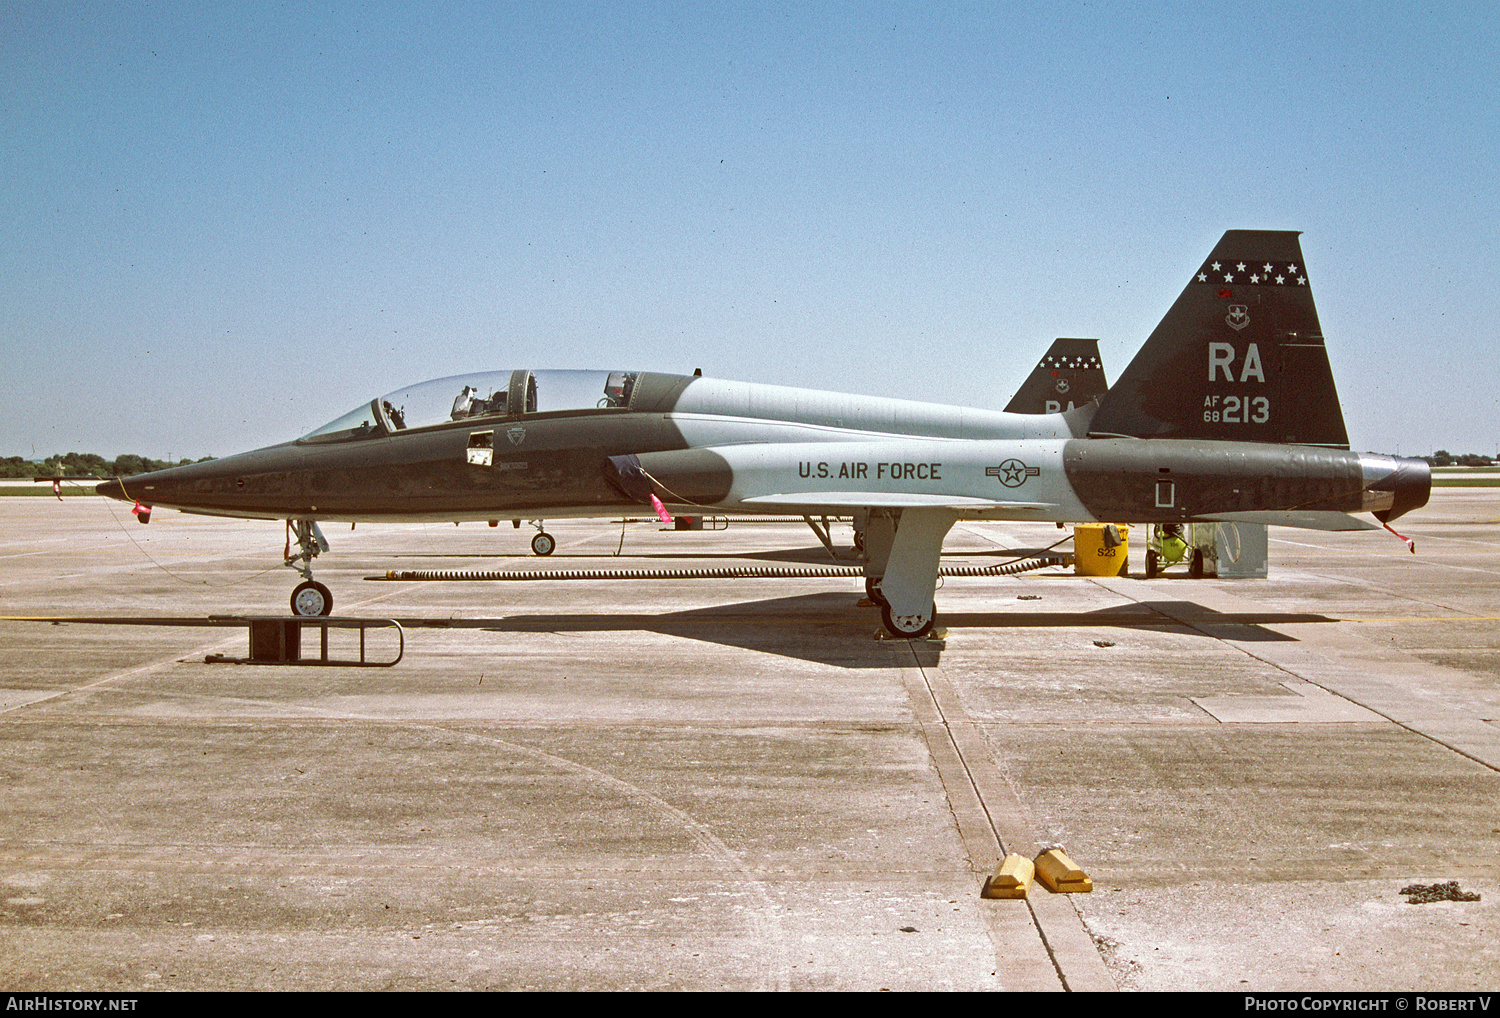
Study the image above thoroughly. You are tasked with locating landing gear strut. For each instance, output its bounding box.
[861,508,954,640]
[286,519,332,616]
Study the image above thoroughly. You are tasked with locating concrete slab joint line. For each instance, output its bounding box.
[898,642,1116,992]
[1089,576,1500,774]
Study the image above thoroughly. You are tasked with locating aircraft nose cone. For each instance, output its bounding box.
[97,475,154,506]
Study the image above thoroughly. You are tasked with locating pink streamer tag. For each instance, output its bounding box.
[1382,521,1415,554]
[649,493,673,524]
[131,500,148,517]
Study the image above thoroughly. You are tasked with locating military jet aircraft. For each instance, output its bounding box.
[100,230,1430,637]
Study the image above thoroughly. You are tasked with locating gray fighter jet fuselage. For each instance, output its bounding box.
[101,231,1431,636]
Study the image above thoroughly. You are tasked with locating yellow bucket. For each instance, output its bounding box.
[1074,523,1130,576]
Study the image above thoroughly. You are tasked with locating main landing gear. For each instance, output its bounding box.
[859,508,954,640]
[286,519,333,616]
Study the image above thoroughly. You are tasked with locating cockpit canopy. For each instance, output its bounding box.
[301,369,641,443]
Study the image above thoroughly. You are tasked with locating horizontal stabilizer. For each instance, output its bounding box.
[1198,511,1380,532]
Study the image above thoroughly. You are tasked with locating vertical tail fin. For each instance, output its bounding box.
[1089,230,1350,449]
[1003,338,1109,414]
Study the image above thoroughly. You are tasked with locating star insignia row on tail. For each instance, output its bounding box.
[1040,355,1102,370]
[1195,260,1307,286]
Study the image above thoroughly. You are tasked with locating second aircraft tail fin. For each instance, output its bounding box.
[1004,338,1109,414]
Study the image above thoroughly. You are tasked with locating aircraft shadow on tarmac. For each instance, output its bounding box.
[16,596,1334,670]
[459,592,930,669]
[431,593,1335,666]
[938,601,1330,643]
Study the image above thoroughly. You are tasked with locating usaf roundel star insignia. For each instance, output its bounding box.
[987,459,1041,488]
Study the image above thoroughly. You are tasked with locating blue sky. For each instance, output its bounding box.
[3,1,1497,460]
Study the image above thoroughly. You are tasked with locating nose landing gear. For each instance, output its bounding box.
[285,519,333,616]
[516,519,554,556]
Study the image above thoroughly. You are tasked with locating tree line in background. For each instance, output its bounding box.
[1,453,216,478]
[1424,451,1495,467]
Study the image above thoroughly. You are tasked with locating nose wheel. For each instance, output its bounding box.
[291,580,333,617]
[530,531,556,556]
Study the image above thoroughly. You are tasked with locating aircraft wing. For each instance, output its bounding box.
[605,440,1084,519]
[739,502,1377,528]
[739,492,1056,510]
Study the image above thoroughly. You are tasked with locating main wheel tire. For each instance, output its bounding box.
[864,576,887,606]
[881,601,936,640]
[1145,549,1159,579]
[1189,548,1205,578]
[531,532,556,556]
[291,580,333,617]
